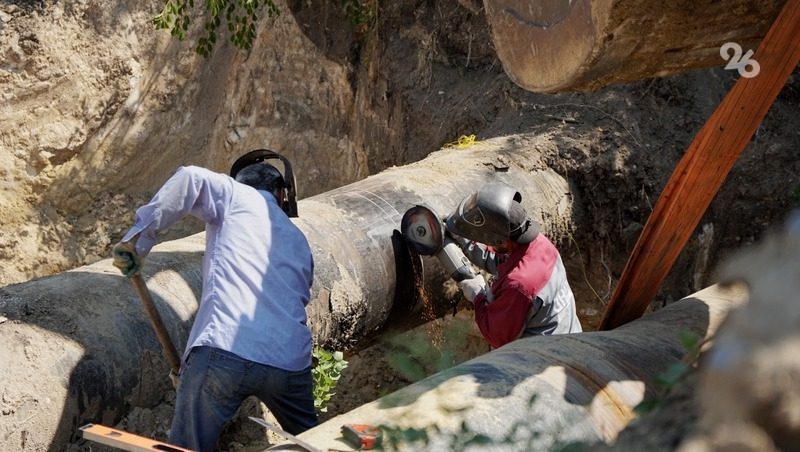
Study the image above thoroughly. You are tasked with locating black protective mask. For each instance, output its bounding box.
[230,149,299,217]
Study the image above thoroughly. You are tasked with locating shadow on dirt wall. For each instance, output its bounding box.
[43,38,237,219]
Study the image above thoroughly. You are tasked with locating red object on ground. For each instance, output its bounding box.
[341,424,382,450]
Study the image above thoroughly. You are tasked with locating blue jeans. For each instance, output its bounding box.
[169,346,318,452]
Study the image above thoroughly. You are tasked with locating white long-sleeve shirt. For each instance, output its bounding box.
[122,166,314,371]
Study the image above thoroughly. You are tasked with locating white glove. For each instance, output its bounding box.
[459,275,488,303]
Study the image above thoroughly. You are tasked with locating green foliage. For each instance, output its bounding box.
[634,331,701,415]
[384,319,473,383]
[377,394,585,451]
[380,425,431,451]
[341,0,377,34]
[653,361,690,389]
[311,346,348,413]
[379,420,499,451]
[153,0,378,57]
[551,441,590,452]
[632,398,663,416]
[153,0,280,57]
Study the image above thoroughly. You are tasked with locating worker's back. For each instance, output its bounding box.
[181,166,314,372]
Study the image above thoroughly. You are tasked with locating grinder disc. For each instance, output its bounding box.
[400,205,444,256]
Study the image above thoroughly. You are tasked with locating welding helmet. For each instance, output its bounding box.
[230,149,299,217]
[446,182,539,246]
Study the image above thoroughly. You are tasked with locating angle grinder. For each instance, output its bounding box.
[400,205,476,282]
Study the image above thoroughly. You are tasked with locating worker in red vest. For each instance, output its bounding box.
[446,182,582,348]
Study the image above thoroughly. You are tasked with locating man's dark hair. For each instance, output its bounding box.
[234,163,285,200]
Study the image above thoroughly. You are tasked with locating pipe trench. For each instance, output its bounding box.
[0,138,574,450]
[282,283,747,451]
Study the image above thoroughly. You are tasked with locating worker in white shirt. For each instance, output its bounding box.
[112,150,316,452]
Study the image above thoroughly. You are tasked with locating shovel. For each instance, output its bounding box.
[130,273,182,387]
[248,417,321,452]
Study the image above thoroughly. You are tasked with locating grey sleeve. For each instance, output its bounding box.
[523,255,583,336]
[455,237,500,276]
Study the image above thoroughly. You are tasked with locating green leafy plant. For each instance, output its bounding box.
[341,0,377,35]
[154,0,378,57]
[634,331,701,415]
[153,0,280,57]
[311,346,348,413]
[377,394,579,451]
[382,315,477,386]
[379,421,496,451]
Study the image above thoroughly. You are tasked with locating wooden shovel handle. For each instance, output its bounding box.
[130,273,182,374]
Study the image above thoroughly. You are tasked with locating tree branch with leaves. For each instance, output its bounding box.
[153,0,280,57]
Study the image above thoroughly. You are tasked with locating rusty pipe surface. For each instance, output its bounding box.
[0,138,573,451]
[283,283,747,451]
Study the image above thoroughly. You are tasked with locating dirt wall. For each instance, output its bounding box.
[0,0,365,286]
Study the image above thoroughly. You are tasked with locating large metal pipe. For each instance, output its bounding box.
[0,138,574,451]
[296,142,573,350]
[484,0,786,92]
[283,283,747,451]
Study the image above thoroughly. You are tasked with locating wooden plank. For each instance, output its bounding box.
[79,424,195,452]
[600,0,800,330]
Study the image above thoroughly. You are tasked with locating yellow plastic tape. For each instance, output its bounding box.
[443,134,477,149]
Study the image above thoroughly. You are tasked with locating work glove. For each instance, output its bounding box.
[112,241,143,278]
[168,368,180,389]
[459,274,490,303]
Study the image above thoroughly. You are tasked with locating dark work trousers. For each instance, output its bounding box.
[169,346,318,452]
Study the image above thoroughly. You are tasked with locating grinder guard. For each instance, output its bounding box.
[401,205,476,282]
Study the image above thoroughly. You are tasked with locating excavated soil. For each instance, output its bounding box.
[1,0,799,450]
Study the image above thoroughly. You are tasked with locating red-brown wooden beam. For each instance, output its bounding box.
[600,0,800,330]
